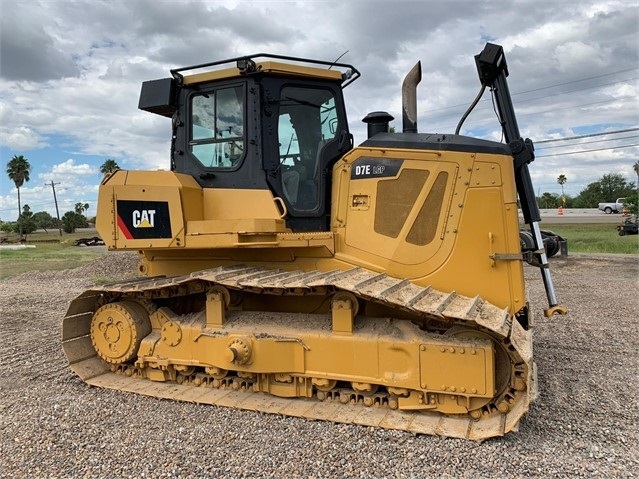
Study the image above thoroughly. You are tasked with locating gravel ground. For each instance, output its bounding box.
[0,251,637,478]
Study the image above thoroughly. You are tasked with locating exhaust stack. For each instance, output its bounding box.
[402,61,422,133]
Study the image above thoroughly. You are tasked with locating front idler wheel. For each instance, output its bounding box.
[90,301,152,364]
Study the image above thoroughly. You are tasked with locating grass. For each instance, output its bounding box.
[538,222,639,255]
[0,230,109,280]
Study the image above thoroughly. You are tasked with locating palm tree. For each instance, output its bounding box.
[633,161,638,180]
[6,155,32,236]
[100,159,120,176]
[75,202,90,215]
[557,174,567,206]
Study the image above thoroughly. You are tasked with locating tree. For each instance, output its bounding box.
[628,163,639,215]
[557,174,567,205]
[0,221,14,233]
[33,211,56,233]
[573,181,603,208]
[538,192,561,208]
[16,204,37,238]
[573,172,637,208]
[600,173,634,201]
[100,159,120,176]
[75,202,90,215]
[62,211,89,233]
[6,155,32,236]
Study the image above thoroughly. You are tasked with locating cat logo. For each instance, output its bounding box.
[132,209,155,228]
[116,200,172,240]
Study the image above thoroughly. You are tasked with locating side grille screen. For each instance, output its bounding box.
[406,171,449,246]
[374,169,429,238]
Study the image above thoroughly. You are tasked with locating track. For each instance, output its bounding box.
[62,265,535,440]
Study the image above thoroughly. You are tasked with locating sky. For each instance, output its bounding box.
[1,0,637,221]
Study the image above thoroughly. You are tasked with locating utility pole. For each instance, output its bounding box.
[45,181,62,236]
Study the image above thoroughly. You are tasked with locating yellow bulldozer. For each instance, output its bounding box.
[63,43,566,440]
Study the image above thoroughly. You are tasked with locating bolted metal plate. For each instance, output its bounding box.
[419,338,494,397]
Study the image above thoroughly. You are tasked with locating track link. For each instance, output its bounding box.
[62,265,535,440]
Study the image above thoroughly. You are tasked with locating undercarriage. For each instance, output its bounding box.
[63,265,535,440]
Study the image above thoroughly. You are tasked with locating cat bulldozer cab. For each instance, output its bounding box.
[138,54,357,232]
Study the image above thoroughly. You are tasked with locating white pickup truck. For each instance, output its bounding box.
[598,198,626,214]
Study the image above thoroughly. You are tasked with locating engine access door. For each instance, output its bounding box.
[342,154,461,277]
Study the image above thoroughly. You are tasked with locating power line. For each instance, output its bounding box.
[511,77,638,105]
[433,95,637,133]
[535,143,639,158]
[0,197,99,214]
[422,67,639,117]
[0,201,56,213]
[536,135,639,150]
[535,127,639,144]
[512,68,638,95]
[514,95,637,117]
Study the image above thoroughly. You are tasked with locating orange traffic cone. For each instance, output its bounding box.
[558,205,563,216]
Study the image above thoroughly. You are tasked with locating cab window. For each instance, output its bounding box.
[190,85,245,168]
[277,86,337,210]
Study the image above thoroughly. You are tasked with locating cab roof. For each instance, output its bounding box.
[171,53,360,87]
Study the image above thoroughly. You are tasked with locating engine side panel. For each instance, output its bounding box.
[331,146,525,313]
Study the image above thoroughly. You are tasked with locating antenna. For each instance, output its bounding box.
[328,50,349,70]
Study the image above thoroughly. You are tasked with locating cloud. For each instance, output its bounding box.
[0,0,636,208]
[38,159,96,182]
[0,4,80,82]
[1,126,48,150]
